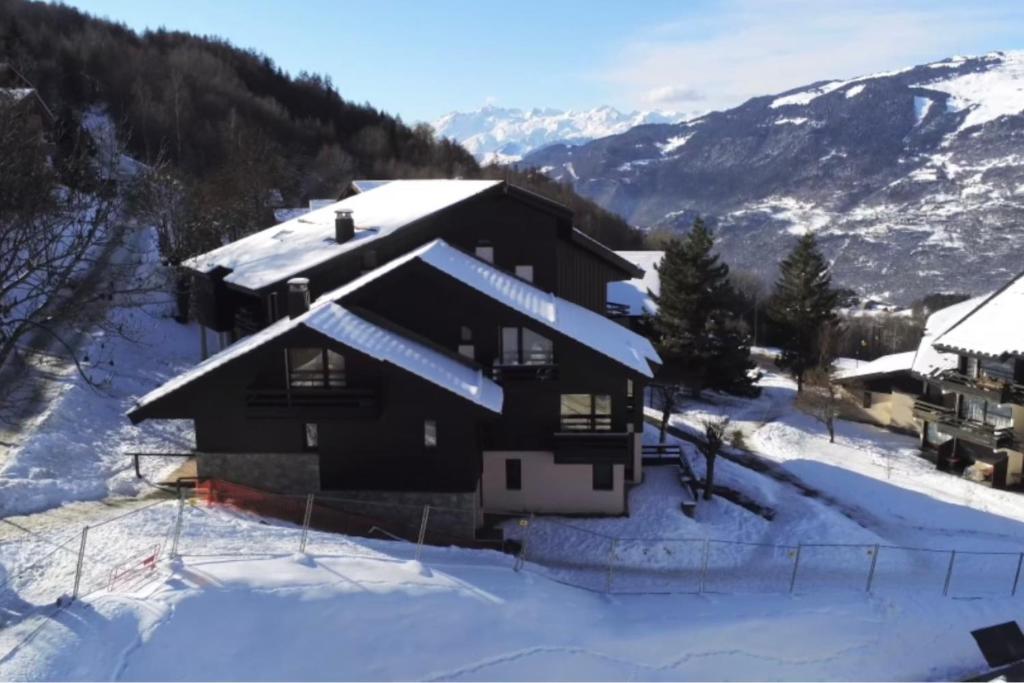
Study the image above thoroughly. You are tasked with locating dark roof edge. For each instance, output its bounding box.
[570,228,644,278]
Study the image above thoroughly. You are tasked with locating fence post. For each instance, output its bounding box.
[298,494,314,554]
[170,487,186,559]
[943,550,957,596]
[1013,553,1024,597]
[699,538,710,594]
[605,539,618,593]
[789,544,802,594]
[415,505,431,562]
[71,526,89,601]
[865,544,880,593]
[514,514,534,572]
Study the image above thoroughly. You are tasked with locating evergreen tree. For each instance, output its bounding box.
[653,217,756,397]
[769,233,839,392]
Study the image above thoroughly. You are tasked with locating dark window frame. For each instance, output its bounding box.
[560,393,613,432]
[499,326,554,366]
[592,463,614,491]
[287,347,346,388]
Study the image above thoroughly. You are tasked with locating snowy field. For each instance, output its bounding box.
[1,501,1021,682]
[0,226,197,516]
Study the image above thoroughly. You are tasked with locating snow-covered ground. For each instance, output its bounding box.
[0,226,197,516]
[1,500,1020,682]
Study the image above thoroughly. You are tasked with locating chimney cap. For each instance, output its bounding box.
[335,208,353,217]
[287,277,310,290]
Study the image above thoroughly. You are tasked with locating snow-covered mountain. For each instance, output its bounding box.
[524,51,1024,304]
[432,105,683,164]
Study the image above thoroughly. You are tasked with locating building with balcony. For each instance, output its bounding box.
[832,351,919,433]
[128,232,660,536]
[910,275,1024,488]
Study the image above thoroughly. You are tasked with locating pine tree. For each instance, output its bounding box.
[769,233,839,392]
[653,217,756,397]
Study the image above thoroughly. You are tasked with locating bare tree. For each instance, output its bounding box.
[653,382,682,444]
[696,416,730,500]
[798,370,841,443]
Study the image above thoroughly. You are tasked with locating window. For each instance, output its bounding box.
[460,326,473,342]
[626,378,634,399]
[862,391,872,409]
[288,348,346,387]
[961,396,1013,429]
[499,327,553,365]
[475,244,494,263]
[965,356,979,378]
[505,459,522,490]
[458,326,475,359]
[981,357,1016,382]
[592,463,613,491]
[458,344,475,359]
[560,394,612,431]
[303,423,318,450]
[424,419,438,448]
[514,265,534,282]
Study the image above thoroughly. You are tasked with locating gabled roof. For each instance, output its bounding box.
[569,229,643,279]
[608,250,664,316]
[911,294,989,377]
[833,351,915,383]
[933,271,1024,359]
[128,302,503,421]
[184,179,502,293]
[316,239,662,377]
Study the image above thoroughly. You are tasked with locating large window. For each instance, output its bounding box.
[961,396,1013,429]
[981,357,1017,383]
[505,458,522,491]
[288,348,346,388]
[560,394,612,431]
[499,327,553,365]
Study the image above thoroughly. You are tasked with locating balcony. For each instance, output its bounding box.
[935,370,1024,405]
[553,430,630,464]
[912,398,954,422]
[245,387,378,419]
[933,415,1018,451]
[490,351,558,382]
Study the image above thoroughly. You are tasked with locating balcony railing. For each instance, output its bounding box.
[491,351,557,381]
[934,415,1017,451]
[912,398,954,422]
[553,430,630,464]
[606,301,631,317]
[935,370,1024,405]
[245,387,378,418]
[558,414,613,432]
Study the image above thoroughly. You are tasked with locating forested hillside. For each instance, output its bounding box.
[0,0,642,248]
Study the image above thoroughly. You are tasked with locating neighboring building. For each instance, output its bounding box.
[130,229,660,535]
[187,179,641,350]
[832,351,919,433]
[607,250,663,323]
[910,277,1024,489]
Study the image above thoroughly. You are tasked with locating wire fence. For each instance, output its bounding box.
[4,479,1024,632]
[511,515,1024,599]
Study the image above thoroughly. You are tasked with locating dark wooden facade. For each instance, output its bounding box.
[192,184,639,338]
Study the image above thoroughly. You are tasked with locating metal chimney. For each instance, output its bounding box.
[286,278,311,318]
[335,209,354,243]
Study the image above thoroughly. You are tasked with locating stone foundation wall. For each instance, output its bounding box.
[197,452,320,495]
[317,489,479,539]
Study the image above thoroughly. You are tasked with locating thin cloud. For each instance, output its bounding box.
[601,0,1024,112]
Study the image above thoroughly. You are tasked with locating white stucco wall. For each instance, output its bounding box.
[480,451,625,515]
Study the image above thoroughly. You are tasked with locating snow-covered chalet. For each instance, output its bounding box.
[127,180,661,536]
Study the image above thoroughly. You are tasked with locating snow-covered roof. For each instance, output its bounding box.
[911,295,988,377]
[608,251,663,316]
[350,180,393,194]
[129,302,503,419]
[833,351,915,382]
[315,239,661,377]
[0,87,34,104]
[184,179,501,292]
[933,273,1024,358]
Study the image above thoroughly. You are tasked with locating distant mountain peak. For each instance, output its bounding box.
[431,105,689,164]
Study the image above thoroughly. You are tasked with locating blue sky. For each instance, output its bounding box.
[67,0,1024,123]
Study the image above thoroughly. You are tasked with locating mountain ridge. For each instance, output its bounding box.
[523,51,1024,303]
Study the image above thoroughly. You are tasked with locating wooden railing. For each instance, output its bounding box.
[606,301,631,317]
[912,398,953,422]
[245,388,378,417]
[935,370,1024,405]
[490,363,558,381]
[558,414,613,432]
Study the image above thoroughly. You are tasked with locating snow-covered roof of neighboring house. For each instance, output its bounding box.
[833,351,916,383]
[607,250,664,316]
[0,87,34,103]
[315,239,661,377]
[184,179,502,293]
[933,273,1024,358]
[129,302,503,420]
[911,295,988,377]
[350,180,393,194]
